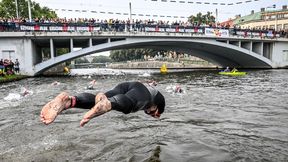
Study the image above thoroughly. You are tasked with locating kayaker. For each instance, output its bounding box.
[224,66,230,72]
[231,68,238,72]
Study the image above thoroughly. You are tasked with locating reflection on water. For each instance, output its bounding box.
[0,69,288,162]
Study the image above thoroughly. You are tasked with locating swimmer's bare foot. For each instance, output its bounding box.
[95,93,107,103]
[80,98,111,127]
[40,92,71,125]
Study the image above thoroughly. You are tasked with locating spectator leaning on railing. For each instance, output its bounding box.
[0,17,286,38]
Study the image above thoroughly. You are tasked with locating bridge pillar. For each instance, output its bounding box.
[260,42,264,56]
[263,42,273,60]
[270,42,288,67]
[240,41,252,51]
[252,42,262,55]
[70,38,74,51]
[50,38,54,59]
[89,38,92,47]
[23,39,34,75]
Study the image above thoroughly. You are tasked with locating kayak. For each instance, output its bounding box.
[218,71,247,76]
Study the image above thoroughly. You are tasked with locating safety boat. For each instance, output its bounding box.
[160,64,168,74]
[218,71,247,76]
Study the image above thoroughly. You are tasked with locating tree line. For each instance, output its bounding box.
[0,0,215,26]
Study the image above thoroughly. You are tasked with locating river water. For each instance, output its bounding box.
[0,69,287,162]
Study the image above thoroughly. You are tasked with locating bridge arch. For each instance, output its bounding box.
[34,38,272,75]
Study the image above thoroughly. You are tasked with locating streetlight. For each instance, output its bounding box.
[15,0,19,19]
[215,8,218,27]
[28,0,32,22]
[129,2,132,21]
[129,2,132,31]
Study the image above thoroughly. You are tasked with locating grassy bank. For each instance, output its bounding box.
[0,75,29,83]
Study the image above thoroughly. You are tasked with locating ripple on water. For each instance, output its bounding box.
[0,70,288,161]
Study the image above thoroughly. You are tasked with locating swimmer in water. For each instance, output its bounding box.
[174,85,183,93]
[51,81,60,86]
[148,80,158,86]
[87,80,96,90]
[20,87,33,97]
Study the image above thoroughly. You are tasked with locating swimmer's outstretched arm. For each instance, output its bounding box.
[80,94,112,127]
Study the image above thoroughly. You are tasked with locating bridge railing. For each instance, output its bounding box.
[0,22,286,39]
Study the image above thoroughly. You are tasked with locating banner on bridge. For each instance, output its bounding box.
[205,28,229,37]
[144,26,203,33]
[19,25,101,32]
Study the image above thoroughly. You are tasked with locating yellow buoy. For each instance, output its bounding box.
[64,67,70,73]
[160,64,167,74]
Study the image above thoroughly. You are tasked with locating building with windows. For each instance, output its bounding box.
[233,5,288,31]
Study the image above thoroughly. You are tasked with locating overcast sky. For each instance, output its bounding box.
[33,0,287,22]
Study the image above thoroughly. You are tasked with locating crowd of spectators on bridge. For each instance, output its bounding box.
[0,58,20,77]
[0,17,287,38]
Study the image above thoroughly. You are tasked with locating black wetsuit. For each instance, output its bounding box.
[74,81,165,114]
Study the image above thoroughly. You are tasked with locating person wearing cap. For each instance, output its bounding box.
[40,81,165,127]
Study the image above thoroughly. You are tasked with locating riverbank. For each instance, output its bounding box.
[107,60,216,69]
[0,75,30,83]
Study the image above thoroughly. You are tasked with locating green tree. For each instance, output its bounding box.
[91,56,112,63]
[110,48,160,62]
[0,0,57,19]
[188,12,215,25]
[74,57,89,64]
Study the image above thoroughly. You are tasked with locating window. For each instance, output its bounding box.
[1,50,15,60]
[284,24,288,29]
[278,14,284,18]
[267,16,271,20]
[277,24,282,30]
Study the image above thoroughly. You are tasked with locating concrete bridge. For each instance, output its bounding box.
[0,31,288,76]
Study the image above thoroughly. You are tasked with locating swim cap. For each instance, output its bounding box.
[154,92,165,114]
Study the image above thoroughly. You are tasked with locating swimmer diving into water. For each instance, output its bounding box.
[40,81,165,127]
